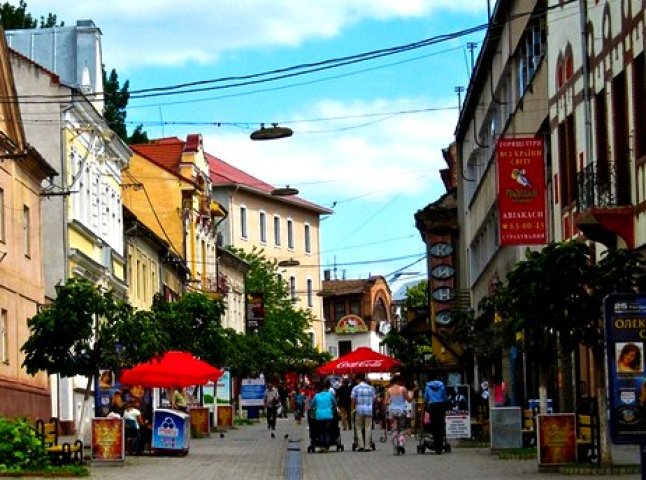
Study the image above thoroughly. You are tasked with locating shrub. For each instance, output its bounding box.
[0,417,50,473]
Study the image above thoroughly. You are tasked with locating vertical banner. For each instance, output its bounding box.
[445,385,471,439]
[496,137,547,245]
[246,292,265,330]
[537,414,577,465]
[604,293,646,444]
[91,417,125,462]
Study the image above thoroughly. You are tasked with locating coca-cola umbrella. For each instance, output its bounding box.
[119,350,223,389]
[316,347,400,375]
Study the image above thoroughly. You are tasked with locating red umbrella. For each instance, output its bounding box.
[119,350,223,388]
[316,347,400,375]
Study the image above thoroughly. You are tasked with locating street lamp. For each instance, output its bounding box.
[271,185,299,196]
[250,123,293,141]
[278,258,300,267]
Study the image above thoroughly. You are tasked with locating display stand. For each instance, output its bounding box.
[151,408,190,455]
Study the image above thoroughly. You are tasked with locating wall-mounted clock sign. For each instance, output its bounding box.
[435,311,453,325]
[429,242,453,258]
[432,287,456,302]
[431,264,455,280]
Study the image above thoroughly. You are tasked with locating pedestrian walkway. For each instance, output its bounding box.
[49,417,641,480]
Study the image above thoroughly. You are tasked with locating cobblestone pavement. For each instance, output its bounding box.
[35,417,641,480]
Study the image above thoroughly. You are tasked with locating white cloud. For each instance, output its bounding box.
[202,96,456,203]
[25,0,486,70]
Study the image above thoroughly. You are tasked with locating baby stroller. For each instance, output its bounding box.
[417,402,451,454]
[306,407,344,453]
[351,410,376,451]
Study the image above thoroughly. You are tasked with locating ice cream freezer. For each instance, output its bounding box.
[151,408,190,455]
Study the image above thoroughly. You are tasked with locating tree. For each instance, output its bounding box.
[0,1,61,29]
[227,246,329,378]
[102,67,148,145]
[151,291,227,363]
[490,241,644,466]
[21,278,166,436]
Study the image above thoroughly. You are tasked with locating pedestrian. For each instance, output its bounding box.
[350,373,376,452]
[264,381,280,437]
[336,378,352,430]
[423,376,447,454]
[385,374,416,454]
[278,382,289,418]
[293,387,306,425]
[310,382,337,452]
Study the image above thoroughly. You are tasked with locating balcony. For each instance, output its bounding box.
[575,162,634,249]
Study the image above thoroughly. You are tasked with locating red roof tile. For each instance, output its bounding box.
[131,137,184,171]
[207,152,332,214]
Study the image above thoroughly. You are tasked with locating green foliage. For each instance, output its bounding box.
[21,278,167,379]
[405,280,428,309]
[0,417,50,472]
[0,1,62,29]
[490,242,645,358]
[380,330,433,372]
[225,246,330,377]
[102,67,148,145]
[151,291,227,364]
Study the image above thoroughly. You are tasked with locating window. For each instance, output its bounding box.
[612,71,631,205]
[0,188,4,242]
[240,205,247,239]
[328,345,338,358]
[289,276,296,300]
[304,223,311,253]
[517,16,546,98]
[558,114,577,207]
[259,211,267,243]
[273,215,281,246]
[287,219,294,249]
[23,206,30,257]
[0,309,7,364]
[307,278,313,307]
[334,302,345,321]
[350,300,361,316]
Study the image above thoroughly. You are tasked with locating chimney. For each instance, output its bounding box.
[323,269,331,281]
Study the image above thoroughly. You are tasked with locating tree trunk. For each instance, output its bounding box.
[596,386,612,467]
[76,374,94,442]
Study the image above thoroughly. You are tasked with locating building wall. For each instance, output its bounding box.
[0,31,51,420]
[547,0,645,248]
[123,158,185,259]
[215,187,326,349]
[126,237,161,311]
[457,0,549,305]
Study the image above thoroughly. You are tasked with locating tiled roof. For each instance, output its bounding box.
[207,152,332,214]
[319,279,372,296]
[131,137,184,171]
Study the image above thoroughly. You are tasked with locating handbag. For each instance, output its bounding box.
[423,411,431,425]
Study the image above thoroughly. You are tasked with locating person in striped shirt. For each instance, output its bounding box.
[351,373,376,451]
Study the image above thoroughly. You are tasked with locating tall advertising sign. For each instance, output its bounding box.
[246,292,265,331]
[496,137,547,245]
[604,293,646,444]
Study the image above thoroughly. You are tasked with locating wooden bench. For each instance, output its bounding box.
[521,409,536,447]
[576,414,597,463]
[35,417,84,465]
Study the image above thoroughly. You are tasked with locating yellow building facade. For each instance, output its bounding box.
[0,28,57,419]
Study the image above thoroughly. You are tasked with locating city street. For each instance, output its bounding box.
[78,418,641,480]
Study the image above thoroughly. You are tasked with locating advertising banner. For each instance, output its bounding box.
[537,414,577,465]
[217,370,232,404]
[246,292,265,330]
[445,385,471,439]
[496,137,547,245]
[604,293,646,444]
[240,377,265,407]
[91,417,125,462]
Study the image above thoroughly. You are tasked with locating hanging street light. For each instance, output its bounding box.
[250,123,293,141]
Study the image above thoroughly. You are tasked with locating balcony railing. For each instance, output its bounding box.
[576,162,616,211]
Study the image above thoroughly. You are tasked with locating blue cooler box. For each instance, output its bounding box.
[152,408,190,455]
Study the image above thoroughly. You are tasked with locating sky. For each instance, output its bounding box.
[24,0,489,283]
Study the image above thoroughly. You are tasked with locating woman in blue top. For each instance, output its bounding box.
[311,382,336,452]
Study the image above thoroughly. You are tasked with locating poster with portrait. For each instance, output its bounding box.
[604,293,646,444]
